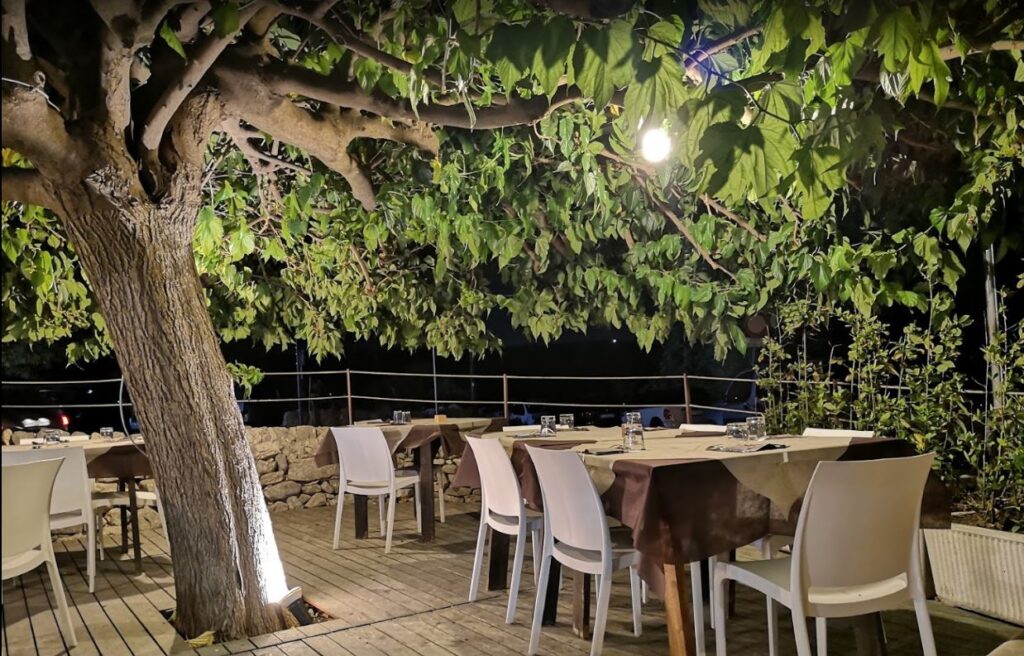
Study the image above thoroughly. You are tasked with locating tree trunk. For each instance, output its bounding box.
[58,202,290,639]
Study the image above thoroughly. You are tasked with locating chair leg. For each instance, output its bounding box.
[913,595,938,656]
[590,567,613,656]
[507,527,527,624]
[767,597,780,656]
[713,569,728,656]
[469,516,488,602]
[690,561,706,656]
[332,488,346,550]
[436,470,446,523]
[86,516,96,593]
[378,495,386,535]
[792,609,814,656]
[708,555,718,629]
[155,495,170,557]
[45,552,77,647]
[527,552,552,655]
[629,564,642,637]
[641,579,648,605]
[816,617,827,656]
[385,489,398,554]
[530,528,542,586]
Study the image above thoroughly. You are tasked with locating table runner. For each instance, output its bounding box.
[2,439,151,479]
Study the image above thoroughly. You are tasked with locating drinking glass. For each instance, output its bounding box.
[624,425,646,451]
[540,415,557,436]
[559,413,575,430]
[746,416,767,441]
[402,410,412,424]
[100,427,114,440]
[725,422,748,441]
[625,411,642,428]
[392,410,404,425]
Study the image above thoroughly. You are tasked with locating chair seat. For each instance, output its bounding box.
[2,549,46,580]
[554,537,639,574]
[487,508,544,533]
[346,473,419,492]
[49,509,88,530]
[720,556,911,616]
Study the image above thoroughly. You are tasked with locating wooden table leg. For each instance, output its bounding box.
[354,496,369,539]
[542,560,561,625]
[118,479,128,553]
[127,478,142,574]
[664,561,697,656]
[417,442,436,542]
[487,532,510,591]
[851,613,888,656]
[572,571,591,638]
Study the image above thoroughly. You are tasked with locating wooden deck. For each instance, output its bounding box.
[2,502,1019,656]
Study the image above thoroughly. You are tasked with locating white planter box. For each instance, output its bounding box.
[925,524,1024,625]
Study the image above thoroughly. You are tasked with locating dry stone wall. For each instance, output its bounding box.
[1,426,481,526]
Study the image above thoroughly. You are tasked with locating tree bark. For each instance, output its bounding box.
[57,199,290,640]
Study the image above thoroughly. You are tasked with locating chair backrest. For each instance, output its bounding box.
[330,427,394,484]
[526,446,609,552]
[1,447,91,517]
[466,437,523,518]
[792,453,935,594]
[2,458,64,557]
[802,427,875,438]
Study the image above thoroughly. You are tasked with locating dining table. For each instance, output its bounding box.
[313,417,498,542]
[452,426,950,656]
[2,438,152,574]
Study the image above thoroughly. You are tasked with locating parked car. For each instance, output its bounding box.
[621,407,686,428]
[700,370,758,425]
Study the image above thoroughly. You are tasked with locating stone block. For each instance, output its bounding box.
[286,496,304,510]
[287,457,338,482]
[269,501,289,513]
[264,480,301,501]
[275,453,288,473]
[301,483,321,495]
[260,471,284,486]
[306,493,327,508]
[255,458,277,474]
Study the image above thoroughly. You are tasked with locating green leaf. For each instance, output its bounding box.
[871,7,918,72]
[159,21,186,59]
[909,40,951,105]
[195,206,223,250]
[211,2,240,38]
[532,16,575,97]
[623,56,688,130]
[573,21,637,110]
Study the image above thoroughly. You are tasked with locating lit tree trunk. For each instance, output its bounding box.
[58,199,290,639]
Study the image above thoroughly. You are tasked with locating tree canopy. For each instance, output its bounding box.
[4,0,1023,362]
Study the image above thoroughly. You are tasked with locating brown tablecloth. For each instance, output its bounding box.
[313,417,502,467]
[454,433,950,593]
[2,440,152,479]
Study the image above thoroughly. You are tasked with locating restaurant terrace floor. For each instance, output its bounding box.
[1,503,1017,656]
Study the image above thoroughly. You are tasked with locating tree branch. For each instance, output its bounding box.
[1,84,79,174]
[1,0,31,59]
[140,1,264,151]
[700,194,766,242]
[274,3,443,86]
[349,244,375,292]
[1,167,58,210]
[529,0,635,20]
[236,57,581,129]
[683,26,763,84]
[938,39,1024,60]
[221,119,311,175]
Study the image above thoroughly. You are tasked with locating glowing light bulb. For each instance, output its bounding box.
[640,128,671,163]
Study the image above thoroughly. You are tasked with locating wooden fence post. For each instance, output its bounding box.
[346,369,354,424]
[683,374,693,424]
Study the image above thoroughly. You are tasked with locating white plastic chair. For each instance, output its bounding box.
[526,445,644,656]
[466,437,544,623]
[713,454,937,656]
[801,427,875,438]
[2,458,77,646]
[330,427,421,554]
[2,447,98,592]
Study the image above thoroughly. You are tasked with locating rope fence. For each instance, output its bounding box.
[2,368,1017,434]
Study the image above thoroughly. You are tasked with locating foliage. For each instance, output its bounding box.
[758,279,1024,531]
[3,0,1023,365]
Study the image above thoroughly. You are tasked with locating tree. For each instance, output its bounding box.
[2,0,1021,640]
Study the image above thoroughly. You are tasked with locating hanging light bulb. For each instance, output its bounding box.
[640,127,671,163]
